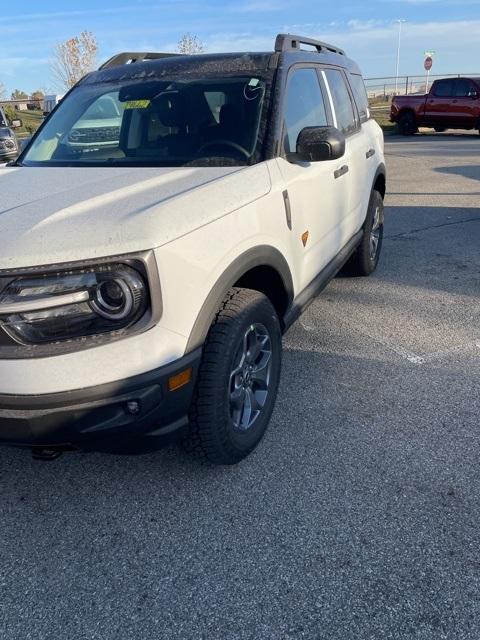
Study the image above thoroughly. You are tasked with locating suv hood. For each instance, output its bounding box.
[0,165,271,269]
[0,127,15,138]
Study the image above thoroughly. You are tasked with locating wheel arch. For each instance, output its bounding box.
[186,246,294,352]
[373,163,386,199]
[398,107,416,121]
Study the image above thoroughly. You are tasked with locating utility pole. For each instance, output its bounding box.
[394,20,406,96]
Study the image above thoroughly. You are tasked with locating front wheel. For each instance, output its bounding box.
[185,288,282,465]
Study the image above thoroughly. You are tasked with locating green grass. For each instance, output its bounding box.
[369,103,397,135]
[14,110,43,138]
[373,113,397,134]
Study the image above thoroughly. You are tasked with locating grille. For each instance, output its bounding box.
[68,127,120,144]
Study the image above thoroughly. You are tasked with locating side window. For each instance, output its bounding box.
[204,91,227,123]
[323,69,357,135]
[283,68,328,154]
[349,73,370,123]
[433,80,454,97]
[454,79,477,98]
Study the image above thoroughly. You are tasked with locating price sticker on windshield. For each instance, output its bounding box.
[124,100,151,110]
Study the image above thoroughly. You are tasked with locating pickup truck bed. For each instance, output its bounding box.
[390,77,480,135]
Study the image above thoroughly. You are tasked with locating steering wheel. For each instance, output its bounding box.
[197,139,250,160]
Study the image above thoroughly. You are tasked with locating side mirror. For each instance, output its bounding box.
[294,126,346,163]
[11,119,22,129]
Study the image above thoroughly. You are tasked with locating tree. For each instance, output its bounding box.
[11,89,28,100]
[176,33,205,55]
[51,31,98,90]
[31,90,45,110]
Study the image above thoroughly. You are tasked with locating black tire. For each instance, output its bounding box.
[398,112,417,136]
[185,288,282,465]
[343,190,384,277]
[434,127,446,133]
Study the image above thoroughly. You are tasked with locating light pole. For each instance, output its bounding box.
[394,19,406,96]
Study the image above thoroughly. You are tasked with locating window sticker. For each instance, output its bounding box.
[124,99,151,110]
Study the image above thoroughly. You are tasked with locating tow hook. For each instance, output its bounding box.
[31,447,64,461]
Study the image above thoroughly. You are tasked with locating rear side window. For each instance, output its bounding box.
[454,79,477,97]
[283,68,329,153]
[323,69,357,135]
[433,80,454,97]
[349,73,370,123]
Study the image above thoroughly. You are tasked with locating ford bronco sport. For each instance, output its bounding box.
[0,35,386,464]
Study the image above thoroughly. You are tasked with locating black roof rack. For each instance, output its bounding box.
[275,34,345,56]
[99,52,181,71]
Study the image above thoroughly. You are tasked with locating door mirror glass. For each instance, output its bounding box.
[294,126,346,163]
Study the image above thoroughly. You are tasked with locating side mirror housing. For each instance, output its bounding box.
[294,126,346,163]
[10,119,22,129]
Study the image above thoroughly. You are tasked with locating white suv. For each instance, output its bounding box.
[0,35,386,464]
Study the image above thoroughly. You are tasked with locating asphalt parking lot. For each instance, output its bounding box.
[1,132,479,640]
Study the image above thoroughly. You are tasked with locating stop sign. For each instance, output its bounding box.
[424,56,433,71]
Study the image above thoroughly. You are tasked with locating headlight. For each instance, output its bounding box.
[0,263,149,345]
[0,138,16,151]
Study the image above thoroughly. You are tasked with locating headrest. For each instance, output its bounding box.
[219,104,242,128]
[155,92,187,128]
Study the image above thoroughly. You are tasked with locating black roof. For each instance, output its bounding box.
[83,34,361,86]
[83,53,277,85]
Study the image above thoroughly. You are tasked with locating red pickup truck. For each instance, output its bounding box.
[390,77,480,135]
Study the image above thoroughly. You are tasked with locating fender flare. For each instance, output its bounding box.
[372,162,387,198]
[186,245,294,352]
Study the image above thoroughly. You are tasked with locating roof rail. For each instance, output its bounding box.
[274,34,345,57]
[99,52,181,71]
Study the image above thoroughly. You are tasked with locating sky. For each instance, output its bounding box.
[1,0,480,96]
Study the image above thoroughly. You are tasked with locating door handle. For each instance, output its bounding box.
[282,189,292,230]
[334,165,349,179]
[366,148,375,159]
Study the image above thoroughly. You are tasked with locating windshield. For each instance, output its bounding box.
[21,74,269,167]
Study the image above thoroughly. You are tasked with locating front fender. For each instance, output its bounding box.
[186,245,294,351]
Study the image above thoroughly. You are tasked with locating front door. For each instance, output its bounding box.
[451,79,480,128]
[423,79,456,128]
[276,67,352,290]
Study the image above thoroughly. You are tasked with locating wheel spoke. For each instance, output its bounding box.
[245,387,262,414]
[246,326,261,363]
[240,388,253,428]
[230,385,246,410]
[251,352,271,387]
[229,363,243,386]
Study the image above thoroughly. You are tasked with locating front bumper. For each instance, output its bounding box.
[0,149,17,162]
[0,348,201,453]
